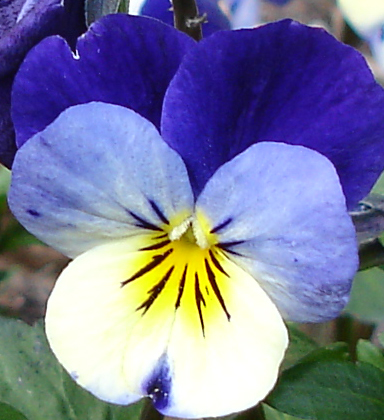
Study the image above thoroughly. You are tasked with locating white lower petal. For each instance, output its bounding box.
[46,234,288,417]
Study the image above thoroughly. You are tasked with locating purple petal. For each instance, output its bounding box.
[195,142,358,322]
[0,0,85,168]
[1,0,63,77]
[140,0,230,36]
[0,75,17,167]
[0,0,26,34]
[161,19,384,209]
[8,102,193,258]
[12,14,195,148]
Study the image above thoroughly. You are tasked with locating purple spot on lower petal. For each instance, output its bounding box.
[145,355,172,410]
[27,209,41,217]
[70,371,79,380]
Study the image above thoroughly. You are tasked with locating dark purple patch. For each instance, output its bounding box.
[27,209,41,217]
[145,355,172,411]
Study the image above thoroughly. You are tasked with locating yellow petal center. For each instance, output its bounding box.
[121,213,232,335]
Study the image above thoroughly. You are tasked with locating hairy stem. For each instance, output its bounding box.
[172,0,204,41]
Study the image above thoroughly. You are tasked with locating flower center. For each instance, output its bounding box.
[121,213,232,335]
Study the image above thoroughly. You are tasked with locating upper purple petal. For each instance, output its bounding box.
[0,0,85,168]
[0,74,17,165]
[140,0,231,36]
[1,0,63,77]
[161,19,384,209]
[12,14,195,148]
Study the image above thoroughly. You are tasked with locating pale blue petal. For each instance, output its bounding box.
[8,102,194,258]
[195,142,358,322]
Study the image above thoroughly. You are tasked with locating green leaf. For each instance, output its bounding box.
[0,318,74,420]
[0,166,11,196]
[263,404,305,420]
[61,369,145,420]
[380,232,384,247]
[358,239,384,271]
[281,325,349,370]
[85,0,128,25]
[356,339,384,371]
[372,171,384,195]
[0,224,42,252]
[0,402,28,420]
[351,194,384,247]
[268,360,384,420]
[281,324,318,370]
[0,316,144,420]
[295,342,350,365]
[344,267,384,323]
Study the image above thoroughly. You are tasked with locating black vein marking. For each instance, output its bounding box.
[195,273,206,335]
[209,249,229,277]
[140,239,170,251]
[128,210,163,231]
[175,265,187,309]
[149,200,169,225]
[205,259,231,321]
[210,217,232,234]
[154,233,168,239]
[217,240,245,256]
[137,266,174,314]
[121,248,173,287]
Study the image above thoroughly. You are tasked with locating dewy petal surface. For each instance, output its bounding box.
[8,102,194,258]
[46,234,288,418]
[162,19,384,208]
[195,142,358,322]
[12,13,195,147]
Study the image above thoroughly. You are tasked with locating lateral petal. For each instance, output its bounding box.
[195,142,358,322]
[8,102,193,258]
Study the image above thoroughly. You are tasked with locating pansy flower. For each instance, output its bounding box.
[7,15,384,418]
[0,0,85,168]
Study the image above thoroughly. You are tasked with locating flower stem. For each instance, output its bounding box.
[172,0,204,41]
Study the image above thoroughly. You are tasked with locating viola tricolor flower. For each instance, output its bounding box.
[7,14,384,418]
[0,0,85,168]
